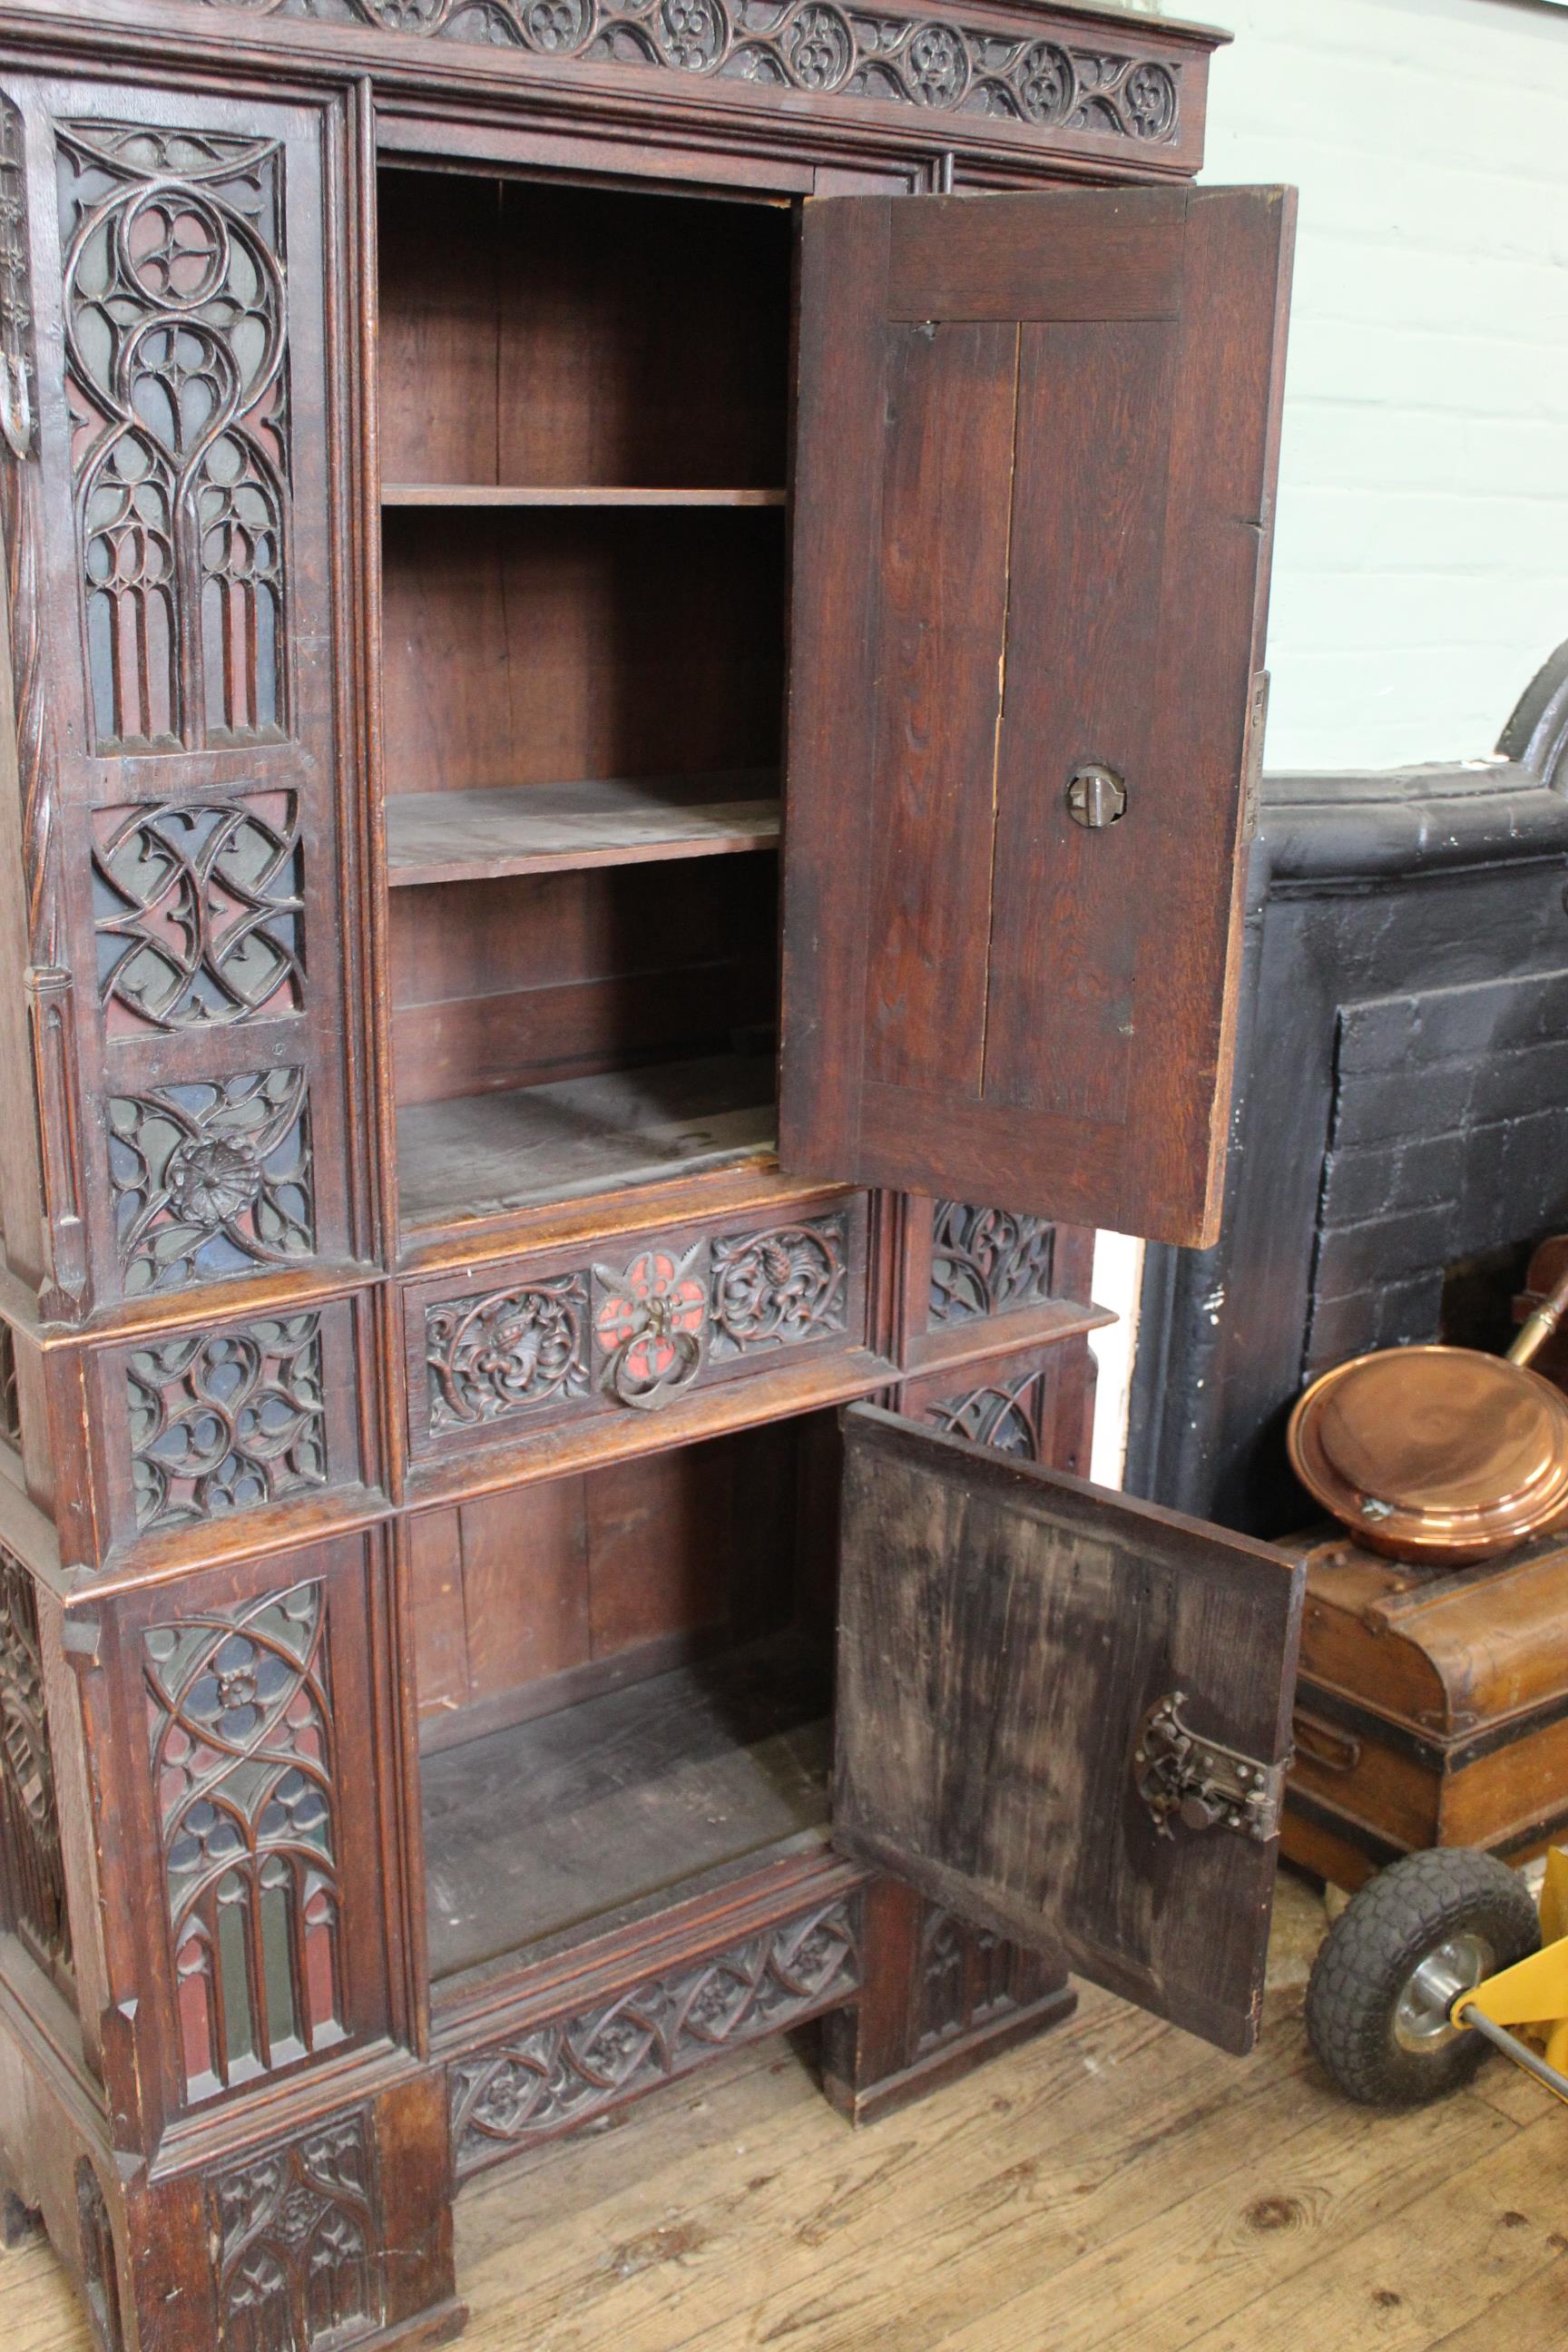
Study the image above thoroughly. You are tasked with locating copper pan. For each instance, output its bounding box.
[1287,1260,1568,1566]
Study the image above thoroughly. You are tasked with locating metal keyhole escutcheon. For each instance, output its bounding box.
[1066,762,1128,828]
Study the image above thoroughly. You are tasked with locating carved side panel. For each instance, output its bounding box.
[108,1068,314,1296]
[929,1200,1057,1327]
[127,1312,327,1532]
[75,2161,127,2352]
[143,1579,345,2100]
[926,1366,1050,1458]
[212,2109,380,2352]
[449,1896,860,2180]
[58,119,289,755]
[914,1902,1017,2054]
[0,1544,72,1988]
[0,1320,19,1449]
[93,795,305,1034]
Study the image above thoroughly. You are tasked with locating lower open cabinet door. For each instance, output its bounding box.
[833,1404,1307,2055]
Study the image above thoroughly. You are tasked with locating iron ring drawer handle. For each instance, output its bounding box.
[603,1321,706,1411]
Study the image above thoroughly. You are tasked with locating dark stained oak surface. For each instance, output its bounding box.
[833,1406,1305,2055]
[780,185,1295,1246]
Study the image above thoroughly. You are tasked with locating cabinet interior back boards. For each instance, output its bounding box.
[0,3,1303,2345]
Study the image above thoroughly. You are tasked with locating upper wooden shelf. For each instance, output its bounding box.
[385,773,781,887]
[381,485,788,509]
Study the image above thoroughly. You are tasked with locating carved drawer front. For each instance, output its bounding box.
[897,1333,1097,1475]
[405,1194,868,1462]
[74,1531,408,2135]
[78,1292,372,1568]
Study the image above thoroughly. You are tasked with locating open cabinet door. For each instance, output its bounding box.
[833,1406,1305,2054]
[779,187,1294,1247]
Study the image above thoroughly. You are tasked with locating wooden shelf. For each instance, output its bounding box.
[423,1632,830,1978]
[386,773,780,888]
[397,1053,775,1230]
[382,484,787,508]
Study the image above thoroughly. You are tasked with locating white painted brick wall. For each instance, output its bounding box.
[1089,0,1568,1478]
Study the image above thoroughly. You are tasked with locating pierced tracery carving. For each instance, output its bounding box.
[57,118,289,753]
[212,2110,378,2351]
[449,1897,859,2180]
[426,1272,590,1434]
[93,795,304,1033]
[929,1201,1056,1327]
[108,1066,315,1296]
[926,1367,1046,1458]
[710,1216,848,1358]
[190,1,1181,143]
[0,1545,72,1986]
[128,1313,327,1532]
[144,1580,345,2098]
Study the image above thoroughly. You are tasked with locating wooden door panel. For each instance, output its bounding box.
[833,1405,1305,2054]
[781,186,1294,1246]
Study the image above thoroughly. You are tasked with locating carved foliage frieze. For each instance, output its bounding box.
[93,795,305,1033]
[0,1544,72,1985]
[449,1896,859,2179]
[144,1580,345,2098]
[929,1200,1056,1327]
[128,1312,327,1533]
[108,1066,315,1296]
[212,2109,379,2351]
[191,0,1181,146]
[426,1271,590,1434]
[926,1365,1046,1458]
[424,1212,849,1434]
[57,118,290,753]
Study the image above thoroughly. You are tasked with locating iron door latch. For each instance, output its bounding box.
[1134,1690,1287,1842]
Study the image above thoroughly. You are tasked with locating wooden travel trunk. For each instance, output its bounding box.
[1282,1526,1568,1891]
[0,5,1301,2347]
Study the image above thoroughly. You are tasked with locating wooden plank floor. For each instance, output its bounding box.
[5,1873,1567,2351]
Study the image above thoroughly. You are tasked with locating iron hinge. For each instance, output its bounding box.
[1133,1691,1286,1843]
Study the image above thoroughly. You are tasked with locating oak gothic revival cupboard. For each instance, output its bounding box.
[0,2,1301,2345]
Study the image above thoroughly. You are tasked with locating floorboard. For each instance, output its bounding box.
[7,1873,1566,2351]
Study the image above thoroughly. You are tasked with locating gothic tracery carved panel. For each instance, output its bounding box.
[212,2110,379,2351]
[93,795,305,1033]
[189,0,1181,147]
[143,1579,345,2098]
[449,1896,859,2179]
[929,1200,1056,1327]
[108,1066,315,1296]
[57,117,290,753]
[926,1366,1044,1458]
[128,1312,327,1532]
[0,1545,72,1985]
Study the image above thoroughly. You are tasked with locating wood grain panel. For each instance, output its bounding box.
[460,1479,592,1703]
[379,508,786,799]
[888,189,1185,321]
[864,320,1015,1094]
[981,319,1176,1120]
[835,1404,1304,2054]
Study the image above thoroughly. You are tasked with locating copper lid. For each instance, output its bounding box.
[1288,1345,1568,1565]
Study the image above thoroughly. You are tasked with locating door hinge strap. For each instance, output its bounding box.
[1134,1691,1286,1843]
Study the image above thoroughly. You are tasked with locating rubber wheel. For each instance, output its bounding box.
[1306,1848,1541,2106]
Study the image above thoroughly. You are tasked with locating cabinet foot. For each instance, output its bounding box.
[1,2186,43,2249]
[821,1877,1076,2127]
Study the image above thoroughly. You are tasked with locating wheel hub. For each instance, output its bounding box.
[1393,1932,1493,2052]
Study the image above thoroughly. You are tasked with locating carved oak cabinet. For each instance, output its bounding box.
[0,1,1304,2345]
